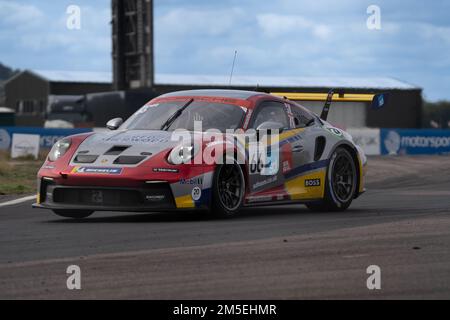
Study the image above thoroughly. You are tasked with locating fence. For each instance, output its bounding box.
[1,126,450,156]
[0,127,92,150]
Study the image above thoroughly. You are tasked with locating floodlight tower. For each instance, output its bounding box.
[112,0,154,90]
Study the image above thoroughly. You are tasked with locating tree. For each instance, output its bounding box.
[0,62,16,81]
[422,101,450,129]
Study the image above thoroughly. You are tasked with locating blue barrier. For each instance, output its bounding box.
[0,127,92,150]
[381,129,450,155]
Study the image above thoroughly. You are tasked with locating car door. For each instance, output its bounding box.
[246,100,292,198]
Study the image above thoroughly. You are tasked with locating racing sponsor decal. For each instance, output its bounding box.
[102,133,170,144]
[243,109,253,129]
[72,167,122,174]
[284,103,296,128]
[282,160,291,174]
[191,186,202,201]
[137,104,159,114]
[281,143,293,174]
[180,177,203,185]
[42,164,55,170]
[305,178,321,187]
[252,175,277,189]
[153,168,179,173]
[145,194,166,202]
[246,195,273,203]
[325,126,343,137]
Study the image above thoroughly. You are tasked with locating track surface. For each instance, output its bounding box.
[1,156,450,299]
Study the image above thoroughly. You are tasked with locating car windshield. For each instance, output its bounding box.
[121,99,245,132]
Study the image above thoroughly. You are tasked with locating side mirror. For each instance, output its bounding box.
[106,118,123,130]
[256,121,285,133]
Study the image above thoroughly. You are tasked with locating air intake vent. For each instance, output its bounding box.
[105,146,130,155]
[314,136,326,161]
[113,155,146,165]
[74,154,98,163]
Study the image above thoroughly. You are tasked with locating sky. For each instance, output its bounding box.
[0,0,449,101]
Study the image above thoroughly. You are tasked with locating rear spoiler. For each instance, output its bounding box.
[271,90,388,121]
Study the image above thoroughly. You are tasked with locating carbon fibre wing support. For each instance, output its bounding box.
[320,89,335,121]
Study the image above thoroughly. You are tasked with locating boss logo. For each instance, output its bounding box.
[305,179,321,187]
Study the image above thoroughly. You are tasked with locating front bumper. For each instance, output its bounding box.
[33,181,178,212]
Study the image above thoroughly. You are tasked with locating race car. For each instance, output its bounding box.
[33,89,384,219]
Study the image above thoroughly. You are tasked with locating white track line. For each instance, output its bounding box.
[0,195,36,208]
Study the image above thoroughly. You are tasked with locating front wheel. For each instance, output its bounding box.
[52,209,94,219]
[306,148,357,212]
[211,163,245,218]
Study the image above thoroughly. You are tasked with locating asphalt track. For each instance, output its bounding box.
[1,156,449,299]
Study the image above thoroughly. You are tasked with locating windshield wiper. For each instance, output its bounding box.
[160,99,194,131]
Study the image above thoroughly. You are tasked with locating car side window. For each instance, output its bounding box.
[252,101,290,129]
[290,103,315,128]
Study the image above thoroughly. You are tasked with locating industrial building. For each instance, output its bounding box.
[3,70,111,126]
[152,74,422,129]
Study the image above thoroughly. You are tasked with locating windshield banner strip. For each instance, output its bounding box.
[151,96,252,108]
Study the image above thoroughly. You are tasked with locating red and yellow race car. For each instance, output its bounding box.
[33,89,382,219]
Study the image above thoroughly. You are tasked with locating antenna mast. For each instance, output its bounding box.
[228,50,237,86]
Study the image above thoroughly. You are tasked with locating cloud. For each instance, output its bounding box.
[0,0,44,29]
[157,7,244,37]
[257,13,331,40]
[1,0,450,100]
[0,1,111,70]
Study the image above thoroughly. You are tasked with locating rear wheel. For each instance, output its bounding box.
[211,163,245,218]
[306,148,357,212]
[52,210,94,219]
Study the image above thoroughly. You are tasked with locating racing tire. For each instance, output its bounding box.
[211,163,245,218]
[52,210,94,219]
[306,147,357,212]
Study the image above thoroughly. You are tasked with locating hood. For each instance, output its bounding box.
[69,130,180,167]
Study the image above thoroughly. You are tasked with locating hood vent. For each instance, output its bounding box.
[74,154,98,163]
[113,155,146,165]
[105,146,130,155]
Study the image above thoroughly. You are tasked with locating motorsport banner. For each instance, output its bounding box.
[347,128,381,155]
[0,127,92,150]
[380,129,450,155]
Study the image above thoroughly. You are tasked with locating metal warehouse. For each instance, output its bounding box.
[3,70,111,126]
[152,74,422,129]
[3,70,422,129]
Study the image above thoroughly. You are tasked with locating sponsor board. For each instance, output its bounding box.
[0,127,92,150]
[380,129,450,155]
[347,128,381,156]
[11,133,40,159]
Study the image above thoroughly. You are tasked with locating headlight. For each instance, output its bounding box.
[167,144,199,164]
[48,138,71,162]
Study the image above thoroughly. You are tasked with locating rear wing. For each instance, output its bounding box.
[271,90,388,121]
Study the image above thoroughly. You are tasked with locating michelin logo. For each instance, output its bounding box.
[73,167,122,174]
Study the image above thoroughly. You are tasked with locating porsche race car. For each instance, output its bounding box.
[33,89,385,219]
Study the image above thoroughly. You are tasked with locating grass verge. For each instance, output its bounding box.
[0,151,46,196]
